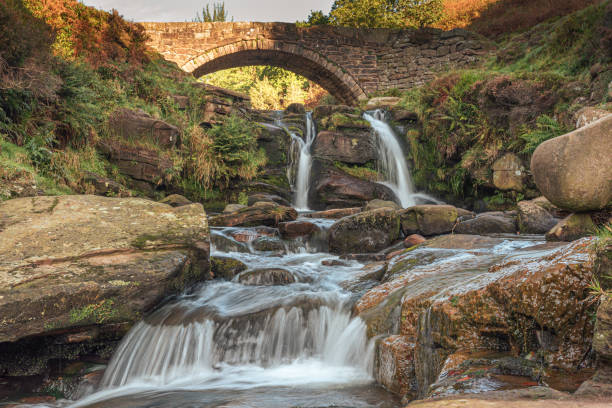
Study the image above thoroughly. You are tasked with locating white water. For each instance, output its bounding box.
[68,226,378,408]
[364,110,417,208]
[288,112,317,210]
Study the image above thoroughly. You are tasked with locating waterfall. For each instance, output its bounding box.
[282,112,317,211]
[363,110,416,208]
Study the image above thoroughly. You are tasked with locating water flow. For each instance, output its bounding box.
[281,113,317,211]
[363,110,416,208]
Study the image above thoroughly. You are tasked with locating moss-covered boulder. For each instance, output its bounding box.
[211,256,247,280]
[398,205,459,236]
[328,208,401,254]
[546,213,597,241]
[0,195,210,375]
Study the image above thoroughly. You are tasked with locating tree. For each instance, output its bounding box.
[298,10,330,27]
[329,0,444,29]
[194,2,229,23]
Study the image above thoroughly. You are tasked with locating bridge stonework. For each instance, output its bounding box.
[142,22,490,105]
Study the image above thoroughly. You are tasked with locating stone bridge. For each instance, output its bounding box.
[142,22,489,105]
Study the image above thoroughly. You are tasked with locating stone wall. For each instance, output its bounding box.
[142,22,491,105]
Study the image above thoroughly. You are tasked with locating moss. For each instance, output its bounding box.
[69,299,125,325]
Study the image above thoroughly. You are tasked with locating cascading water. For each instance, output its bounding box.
[66,222,393,408]
[363,109,417,208]
[282,113,317,211]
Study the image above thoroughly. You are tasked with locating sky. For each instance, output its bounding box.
[82,0,335,23]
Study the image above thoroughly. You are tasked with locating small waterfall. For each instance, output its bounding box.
[363,110,416,208]
[282,113,317,211]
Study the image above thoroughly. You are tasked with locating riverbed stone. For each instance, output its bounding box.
[404,234,426,248]
[302,207,362,219]
[209,202,297,227]
[398,205,459,236]
[492,153,526,192]
[238,268,296,286]
[159,194,192,207]
[278,220,320,239]
[366,199,401,211]
[545,213,596,242]
[531,114,612,212]
[211,256,247,280]
[454,212,517,234]
[223,204,247,213]
[329,208,401,254]
[517,199,558,234]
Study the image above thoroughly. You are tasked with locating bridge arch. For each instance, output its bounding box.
[182,39,367,105]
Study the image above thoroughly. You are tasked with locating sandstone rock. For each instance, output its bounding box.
[546,213,596,242]
[223,204,247,213]
[247,193,291,207]
[210,231,249,253]
[312,104,355,121]
[209,203,297,227]
[251,236,286,253]
[454,212,517,234]
[211,256,247,280]
[312,130,377,164]
[108,108,179,149]
[531,115,612,212]
[81,172,129,197]
[278,220,320,239]
[366,199,401,211]
[256,123,292,166]
[492,153,526,192]
[238,268,295,286]
[302,207,362,219]
[159,194,192,207]
[329,208,400,254]
[376,335,417,398]
[284,103,306,115]
[309,161,397,210]
[530,196,569,219]
[398,205,459,236]
[574,107,611,128]
[0,195,210,360]
[404,234,426,248]
[366,97,401,110]
[517,200,557,234]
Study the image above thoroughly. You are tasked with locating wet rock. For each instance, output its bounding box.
[329,208,401,254]
[251,236,286,253]
[209,202,297,227]
[531,114,612,212]
[108,108,179,149]
[159,194,192,207]
[398,205,459,236]
[226,226,279,243]
[238,268,295,286]
[302,207,362,219]
[366,97,401,110]
[284,103,306,115]
[574,107,611,128]
[376,335,417,398]
[312,130,377,164]
[454,212,517,234]
[0,196,210,375]
[211,256,247,280]
[247,193,291,207]
[322,259,349,267]
[424,234,504,250]
[312,104,355,121]
[278,220,320,239]
[404,234,426,248]
[492,153,526,192]
[210,231,249,253]
[309,160,397,210]
[223,204,247,213]
[517,200,557,234]
[545,213,596,242]
[366,199,401,211]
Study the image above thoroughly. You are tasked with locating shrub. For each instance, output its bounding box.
[519,115,568,154]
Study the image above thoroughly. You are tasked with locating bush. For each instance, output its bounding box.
[519,115,567,154]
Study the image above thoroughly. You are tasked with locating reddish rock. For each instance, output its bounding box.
[303,207,362,219]
[329,208,401,254]
[376,335,417,397]
[279,220,320,239]
[209,203,297,227]
[312,130,377,164]
[404,234,426,248]
[108,108,179,149]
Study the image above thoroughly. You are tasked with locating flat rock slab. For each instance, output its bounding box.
[0,195,210,343]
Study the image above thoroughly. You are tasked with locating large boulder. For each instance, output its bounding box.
[278,220,320,239]
[108,108,179,149]
[517,199,557,234]
[209,202,298,227]
[492,153,526,192]
[302,207,362,219]
[309,160,397,210]
[454,212,517,234]
[398,205,458,236]
[0,195,210,375]
[328,208,401,254]
[312,130,377,164]
[531,115,612,212]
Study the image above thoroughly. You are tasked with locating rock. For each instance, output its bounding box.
[223,204,247,213]
[209,203,297,227]
[195,83,250,103]
[530,196,568,219]
[256,123,292,167]
[404,234,426,248]
[454,212,517,234]
[517,200,557,234]
[545,213,596,242]
[108,108,179,149]
[210,231,249,253]
[171,95,190,110]
[492,153,526,192]
[247,193,291,207]
[376,335,417,398]
[302,207,362,219]
[321,113,370,131]
[398,205,459,236]
[574,107,611,128]
[284,103,306,115]
[531,115,612,212]
[81,172,129,197]
[366,97,401,110]
[159,194,192,207]
[424,234,504,250]
[251,236,286,253]
[328,208,400,254]
[391,109,418,123]
[211,256,247,280]
[226,226,279,243]
[0,195,210,374]
[310,160,398,210]
[365,199,401,211]
[278,220,320,239]
[322,259,349,267]
[312,104,355,120]
[238,268,295,286]
[312,130,377,164]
